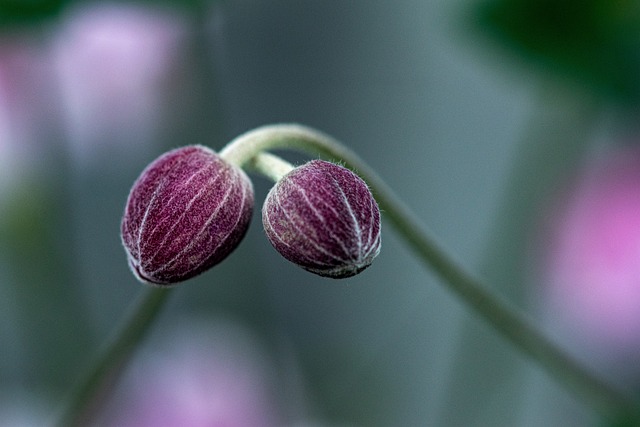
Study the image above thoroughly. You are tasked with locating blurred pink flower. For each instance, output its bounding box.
[542,146,640,352]
[52,2,188,166]
[0,35,54,197]
[101,319,282,427]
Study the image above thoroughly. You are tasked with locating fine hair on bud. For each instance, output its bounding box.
[121,145,254,285]
[262,159,381,278]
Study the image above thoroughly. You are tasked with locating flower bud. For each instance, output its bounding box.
[262,160,381,278]
[121,145,254,285]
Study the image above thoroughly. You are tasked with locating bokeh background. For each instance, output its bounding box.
[2,0,640,426]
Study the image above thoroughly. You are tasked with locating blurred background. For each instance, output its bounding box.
[2,0,640,426]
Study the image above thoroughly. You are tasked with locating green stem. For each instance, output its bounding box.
[440,87,602,423]
[224,123,640,420]
[247,151,295,181]
[55,287,171,427]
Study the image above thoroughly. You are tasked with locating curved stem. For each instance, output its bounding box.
[55,287,171,427]
[246,151,295,181]
[225,123,640,420]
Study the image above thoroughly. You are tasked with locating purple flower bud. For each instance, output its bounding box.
[262,160,381,278]
[121,145,254,285]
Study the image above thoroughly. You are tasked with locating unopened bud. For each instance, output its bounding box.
[121,145,254,285]
[262,160,381,278]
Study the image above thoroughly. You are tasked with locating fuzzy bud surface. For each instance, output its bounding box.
[121,145,253,285]
[262,160,381,278]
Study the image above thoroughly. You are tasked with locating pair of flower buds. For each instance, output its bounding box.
[121,145,381,285]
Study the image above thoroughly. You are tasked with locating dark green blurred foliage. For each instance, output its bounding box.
[0,0,69,26]
[0,0,217,28]
[475,0,640,105]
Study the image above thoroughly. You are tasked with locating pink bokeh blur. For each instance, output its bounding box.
[100,318,284,427]
[52,2,189,167]
[541,145,640,356]
[0,34,54,197]
[0,1,190,189]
